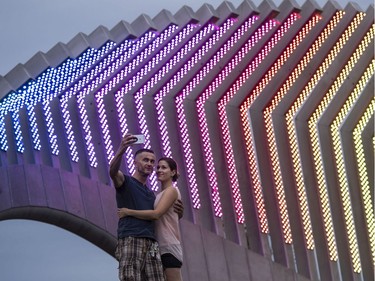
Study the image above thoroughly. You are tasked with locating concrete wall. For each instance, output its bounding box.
[180,219,312,281]
[0,162,313,281]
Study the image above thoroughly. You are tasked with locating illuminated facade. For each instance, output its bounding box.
[0,1,373,281]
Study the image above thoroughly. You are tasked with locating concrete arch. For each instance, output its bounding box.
[0,206,117,257]
[0,162,118,256]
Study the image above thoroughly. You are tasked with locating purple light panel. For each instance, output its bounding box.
[174,15,259,216]
[4,45,114,158]
[155,18,237,157]
[39,45,115,158]
[134,23,216,192]
[112,25,194,187]
[93,31,157,165]
[59,40,144,165]
[151,18,237,207]
[76,40,140,167]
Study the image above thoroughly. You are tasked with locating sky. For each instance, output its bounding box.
[0,0,373,281]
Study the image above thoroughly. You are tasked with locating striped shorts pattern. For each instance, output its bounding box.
[115,237,165,281]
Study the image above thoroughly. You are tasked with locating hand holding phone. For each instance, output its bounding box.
[132,134,145,144]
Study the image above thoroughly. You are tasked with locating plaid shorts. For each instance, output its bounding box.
[115,237,165,281]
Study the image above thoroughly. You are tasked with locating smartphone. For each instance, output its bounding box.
[132,134,145,144]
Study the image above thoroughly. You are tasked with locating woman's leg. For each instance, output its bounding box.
[164,268,183,281]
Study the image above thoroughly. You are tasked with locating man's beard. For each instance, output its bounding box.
[139,167,152,177]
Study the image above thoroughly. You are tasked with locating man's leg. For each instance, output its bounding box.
[116,237,144,281]
[144,240,165,281]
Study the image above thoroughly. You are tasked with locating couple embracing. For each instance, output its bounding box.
[109,134,184,281]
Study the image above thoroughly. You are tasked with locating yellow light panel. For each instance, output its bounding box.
[309,25,374,273]
[262,14,321,250]
[273,10,345,256]
[353,98,375,267]
[286,12,366,261]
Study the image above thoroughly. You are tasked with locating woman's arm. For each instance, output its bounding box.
[118,187,178,220]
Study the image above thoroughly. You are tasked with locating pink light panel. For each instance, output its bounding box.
[196,19,278,223]
[153,18,238,209]
[238,12,300,240]
[175,15,259,217]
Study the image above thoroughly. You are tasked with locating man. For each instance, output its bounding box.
[109,134,182,281]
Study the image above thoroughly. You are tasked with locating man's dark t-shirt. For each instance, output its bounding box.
[116,175,156,240]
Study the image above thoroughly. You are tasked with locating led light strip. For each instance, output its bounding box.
[10,45,111,155]
[275,10,345,256]
[109,25,195,174]
[61,27,168,165]
[259,14,321,246]
[3,40,113,156]
[353,97,375,267]
[58,43,125,164]
[4,72,60,153]
[111,25,195,183]
[59,32,156,163]
[25,76,50,151]
[86,32,156,163]
[109,25,184,159]
[310,26,374,273]
[27,52,107,152]
[158,18,236,204]
[77,40,148,168]
[0,92,18,151]
[13,67,69,153]
[151,18,236,207]
[37,46,115,156]
[229,12,300,234]
[155,18,236,157]
[286,12,365,260]
[134,23,216,192]
[308,18,374,272]
[55,39,133,162]
[6,67,69,153]
[12,111,23,152]
[332,60,374,269]
[243,15,321,237]
[173,15,259,216]
[197,19,278,223]
[58,48,115,163]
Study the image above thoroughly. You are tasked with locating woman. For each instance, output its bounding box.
[118,157,183,281]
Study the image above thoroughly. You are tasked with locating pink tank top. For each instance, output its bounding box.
[154,187,183,262]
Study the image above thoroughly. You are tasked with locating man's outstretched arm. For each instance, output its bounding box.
[109,134,136,188]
